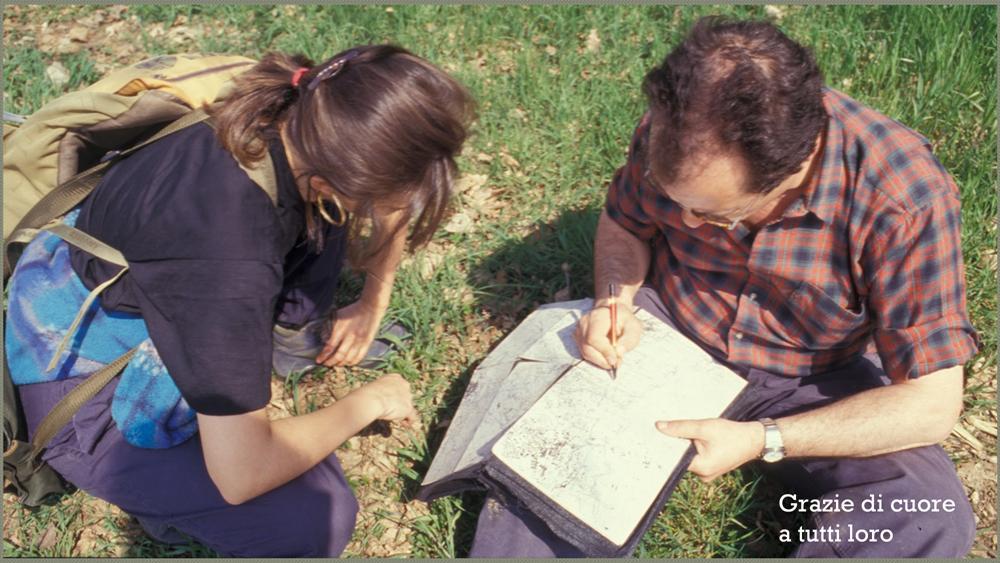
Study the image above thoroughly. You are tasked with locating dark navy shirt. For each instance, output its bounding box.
[71,122,346,415]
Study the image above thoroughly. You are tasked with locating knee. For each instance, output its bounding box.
[230,459,359,557]
[869,471,977,557]
[295,468,359,557]
[788,447,977,558]
[469,497,584,558]
[921,492,976,557]
[903,452,977,557]
[329,486,360,554]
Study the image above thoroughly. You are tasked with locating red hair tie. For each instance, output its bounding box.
[290,67,309,88]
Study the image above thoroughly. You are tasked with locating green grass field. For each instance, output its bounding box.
[3,3,997,558]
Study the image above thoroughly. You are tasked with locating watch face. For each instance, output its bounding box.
[762,450,784,463]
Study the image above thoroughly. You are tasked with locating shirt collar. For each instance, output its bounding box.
[797,89,848,224]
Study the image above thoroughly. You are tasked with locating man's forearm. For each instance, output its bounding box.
[660,365,965,481]
[776,365,964,458]
[594,210,651,306]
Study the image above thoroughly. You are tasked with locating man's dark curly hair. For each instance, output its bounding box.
[643,16,827,193]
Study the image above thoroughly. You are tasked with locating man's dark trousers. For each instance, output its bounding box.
[468,287,976,558]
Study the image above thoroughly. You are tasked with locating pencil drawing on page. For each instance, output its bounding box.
[491,308,747,547]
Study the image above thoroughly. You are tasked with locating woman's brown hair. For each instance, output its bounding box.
[209,45,475,267]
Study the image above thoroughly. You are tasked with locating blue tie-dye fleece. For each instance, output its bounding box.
[5,210,197,448]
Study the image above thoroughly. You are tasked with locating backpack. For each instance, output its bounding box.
[2,54,277,507]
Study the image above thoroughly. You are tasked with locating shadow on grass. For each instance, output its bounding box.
[470,205,600,325]
[394,350,487,556]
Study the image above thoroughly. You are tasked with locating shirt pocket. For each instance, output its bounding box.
[784,280,868,349]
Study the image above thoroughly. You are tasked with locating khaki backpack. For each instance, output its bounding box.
[2,54,278,506]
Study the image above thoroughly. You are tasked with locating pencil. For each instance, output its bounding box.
[608,282,618,379]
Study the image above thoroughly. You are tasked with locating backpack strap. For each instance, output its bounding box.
[30,346,138,457]
[11,221,131,374]
[234,152,278,206]
[4,346,138,481]
[199,119,278,206]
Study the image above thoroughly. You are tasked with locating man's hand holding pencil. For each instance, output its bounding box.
[573,285,643,372]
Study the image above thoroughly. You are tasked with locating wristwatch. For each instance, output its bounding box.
[758,417,786,463]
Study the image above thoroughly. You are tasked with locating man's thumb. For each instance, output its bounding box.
[656,419,701,439]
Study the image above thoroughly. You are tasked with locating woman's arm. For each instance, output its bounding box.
[318,209,408,366]
[198,373,416,505]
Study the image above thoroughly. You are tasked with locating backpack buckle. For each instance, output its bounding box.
[99,149,122,163]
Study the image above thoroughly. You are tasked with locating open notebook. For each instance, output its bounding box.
[418,299,748,556]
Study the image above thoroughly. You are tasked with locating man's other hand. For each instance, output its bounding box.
[573,303,643,369]
[656,418,765,482]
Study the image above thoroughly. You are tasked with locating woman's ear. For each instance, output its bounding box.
[309,176,359,215]
[308,175,335,197]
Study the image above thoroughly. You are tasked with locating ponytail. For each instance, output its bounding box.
[210,46,475,267]
[208,53,314,166]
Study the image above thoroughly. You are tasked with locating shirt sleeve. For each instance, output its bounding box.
[128,257,280,415]
[605,114,660,242]
[863,152,979,381]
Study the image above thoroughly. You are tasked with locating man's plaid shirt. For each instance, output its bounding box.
[606,88,978,381]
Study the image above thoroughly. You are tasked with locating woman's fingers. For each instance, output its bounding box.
[401,407,420,426]
[345,341,368,366]
[319,324,351,366]
[317,335,341,365]
[331,334,356,366]
[319,325,377,367]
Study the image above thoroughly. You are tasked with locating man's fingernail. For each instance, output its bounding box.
[655,421,667,430]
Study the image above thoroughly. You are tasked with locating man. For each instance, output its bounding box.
[469,17,978,558]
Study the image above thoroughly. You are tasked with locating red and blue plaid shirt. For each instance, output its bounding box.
[606,88,978,381]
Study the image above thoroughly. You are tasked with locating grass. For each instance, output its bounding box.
[3,3,997,558]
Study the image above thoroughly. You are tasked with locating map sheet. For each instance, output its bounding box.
[490,307,747,547]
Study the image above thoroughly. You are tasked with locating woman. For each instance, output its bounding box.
[5,45,473,556]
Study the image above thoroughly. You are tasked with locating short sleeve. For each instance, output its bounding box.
[605,114,659,242]
[129,257,280,415]
[863,165,979,381]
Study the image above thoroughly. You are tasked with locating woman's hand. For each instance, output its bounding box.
[318,209,407,368]
[354,373,419,425]
[317,300,386,366]
[573,303,643,369]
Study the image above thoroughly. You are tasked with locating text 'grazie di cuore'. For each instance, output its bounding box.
[779,493,957,513]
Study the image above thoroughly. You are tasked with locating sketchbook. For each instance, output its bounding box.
[417,299,748,557]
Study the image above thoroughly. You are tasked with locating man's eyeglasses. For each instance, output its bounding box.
[642,163,773,230]
[639,128,779,230]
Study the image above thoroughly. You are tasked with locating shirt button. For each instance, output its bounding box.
[734,331,744,340]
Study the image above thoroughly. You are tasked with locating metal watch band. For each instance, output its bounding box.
[759,417,786,462]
